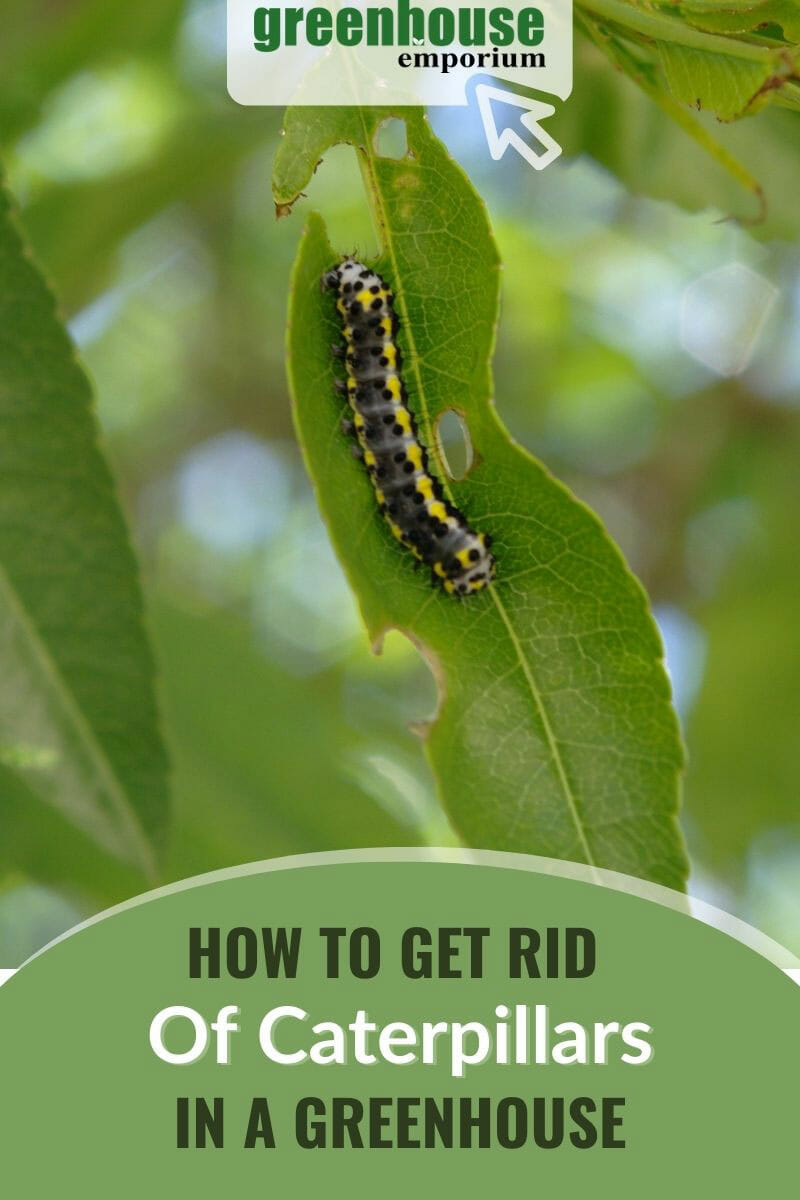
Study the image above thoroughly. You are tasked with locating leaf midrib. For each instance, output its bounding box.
[354,110,598,869]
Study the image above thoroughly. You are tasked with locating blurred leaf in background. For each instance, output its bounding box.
[0,184,169,898]
[0,0,798,960]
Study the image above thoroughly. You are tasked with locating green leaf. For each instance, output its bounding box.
[674,0,784,11]
[551,35,800,234]
[0,764,148,911]
[574,22,768,213]
[572,0,800,221]
[276,108,688,890]
[656,43,777,118]
[579,0,793,62]
[0,180,169,879]
[679,0,800,41]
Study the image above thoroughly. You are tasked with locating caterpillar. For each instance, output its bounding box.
[323,257,496,597]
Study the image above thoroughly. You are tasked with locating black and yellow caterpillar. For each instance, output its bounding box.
[323,258,495,596]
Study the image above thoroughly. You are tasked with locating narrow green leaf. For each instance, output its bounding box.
[573,0,799,222]
[576,20,767,217]
[681,1,800,39]
[0,764,148,910]
[277,109,688,890]
[679,0,800,40]
[656,42,778,117]
[579,0,781,60]
[674,0,783,11]
[553,35,799,234]
[0,181,169,878]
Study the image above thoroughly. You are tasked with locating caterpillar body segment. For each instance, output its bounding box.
[323,257,495,597]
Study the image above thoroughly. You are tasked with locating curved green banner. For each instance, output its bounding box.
[0,852,797,1196]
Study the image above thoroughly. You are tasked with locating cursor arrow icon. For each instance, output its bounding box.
[475,83,562,171]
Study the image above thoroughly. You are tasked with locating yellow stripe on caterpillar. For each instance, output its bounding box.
[392,408,412,435]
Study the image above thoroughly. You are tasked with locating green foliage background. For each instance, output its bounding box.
[0,0,798,959]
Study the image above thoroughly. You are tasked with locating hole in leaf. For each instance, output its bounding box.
[374,118,408,160]
[435,409,473,481]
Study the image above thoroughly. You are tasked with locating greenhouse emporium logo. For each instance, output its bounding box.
[254,3,547,73]
[228,0,573,106]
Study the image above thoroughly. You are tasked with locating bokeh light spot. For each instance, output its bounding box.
[177,432,292,552]
[681,262,778,377]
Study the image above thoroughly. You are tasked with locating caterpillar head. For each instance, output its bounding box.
[322,258,374,295]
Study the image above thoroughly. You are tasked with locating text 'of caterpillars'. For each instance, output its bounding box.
[323,257,496,597]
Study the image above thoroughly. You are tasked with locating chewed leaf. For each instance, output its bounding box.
[279,108,688,890]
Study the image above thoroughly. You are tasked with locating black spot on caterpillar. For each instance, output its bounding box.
[323,257,496,596]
